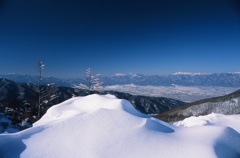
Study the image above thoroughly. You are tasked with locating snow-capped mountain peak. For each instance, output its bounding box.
[172,72,210,76]
[228,72,240,74]
[114,73,126,76]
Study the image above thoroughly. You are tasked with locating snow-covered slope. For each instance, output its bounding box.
[0,94,239,158]
[156,89,240,123]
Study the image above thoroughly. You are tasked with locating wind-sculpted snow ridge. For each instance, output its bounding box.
[0,94,240,158]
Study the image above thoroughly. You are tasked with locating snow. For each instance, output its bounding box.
[173,72,210,75]
[173,113,240,133]
[0,113,19,133]
[0,94,240,158]
[228,72,240,74]
[114,73,126,76]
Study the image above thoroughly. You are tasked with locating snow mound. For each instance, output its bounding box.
[35,94,148,126]
[174,113,240,133]
[0,94,240,158]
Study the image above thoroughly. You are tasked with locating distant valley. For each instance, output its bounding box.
[103,84,238,102]
[1,72,240,102]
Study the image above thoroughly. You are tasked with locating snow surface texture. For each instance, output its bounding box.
[0,94,240,158]
[103,84,239,102]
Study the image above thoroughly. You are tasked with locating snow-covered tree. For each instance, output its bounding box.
[37,58,44,119]
[36,58,59,119]
[77,67,103,93]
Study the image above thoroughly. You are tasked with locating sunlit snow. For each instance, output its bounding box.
[174,113,240,133]
[0,94,239,158]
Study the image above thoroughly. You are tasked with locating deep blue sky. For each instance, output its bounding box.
[0,0,240,78]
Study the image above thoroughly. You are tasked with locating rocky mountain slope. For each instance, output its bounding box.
[155,89,240,123]
[2,72,240,87]
[0,78,185,132]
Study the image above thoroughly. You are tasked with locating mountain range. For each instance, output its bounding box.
[1,72,240,87]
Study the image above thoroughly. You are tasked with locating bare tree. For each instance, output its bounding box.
[77,67,103,93]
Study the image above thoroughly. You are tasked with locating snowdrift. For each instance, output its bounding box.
[0,94,240,158]
[174,113,240,133]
